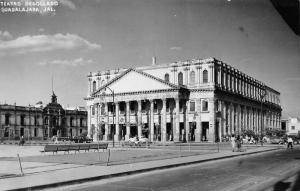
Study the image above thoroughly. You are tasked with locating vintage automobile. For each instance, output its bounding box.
[71,136,93,143]
[128,136,149,146]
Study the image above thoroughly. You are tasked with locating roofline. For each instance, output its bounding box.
[92,68,181,96]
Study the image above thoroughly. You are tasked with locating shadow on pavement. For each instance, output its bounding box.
[272,170,300,191]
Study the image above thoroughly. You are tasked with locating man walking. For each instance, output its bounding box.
[287,136,293,149]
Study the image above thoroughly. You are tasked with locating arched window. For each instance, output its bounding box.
[5,114,10,125]
[190,71,195,85]
[21,115,25,126]
[70,117,74,127]
[203,70,208,83]
[80,118,84,127]
[92,81,97,92]
[44,117,48,125]
[178,72,183,85]
[164,73,170,82]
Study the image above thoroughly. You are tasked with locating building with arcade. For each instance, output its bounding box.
[86,57,281,143]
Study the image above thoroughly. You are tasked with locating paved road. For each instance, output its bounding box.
[49,148,300,191]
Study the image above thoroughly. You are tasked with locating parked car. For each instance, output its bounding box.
[71,136,93,143]
[269,137,282,144]
[128,136,149,146]
[292,137,300,145]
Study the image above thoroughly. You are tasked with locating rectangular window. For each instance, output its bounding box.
[5,115,9,125]
[190,101,195,112]
[101,105,105,115]
[21,115,25,126]
[291,126,295,130]
[34,128,37,137]
[166,100,170,112]
[202,100,208,112]
[91,106,95,115]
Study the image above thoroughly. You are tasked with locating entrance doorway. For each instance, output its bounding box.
[52,129,57,137]
[215,121,220,142]
[130,125,137,138]
[179,123,185,142]
[166,123,172,141]
[154,124,161,141]
[109,125,115,141]
[189,122,196,142]
[142,124,149,138]
[120,125,126,140]
[20,128,24,137]
[201,122,209,141]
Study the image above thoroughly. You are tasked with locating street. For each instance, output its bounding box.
[48,147,300,191]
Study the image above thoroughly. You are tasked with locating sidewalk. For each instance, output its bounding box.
[0,145,281,191]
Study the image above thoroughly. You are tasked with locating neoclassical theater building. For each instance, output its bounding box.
[86,57,281,143]
[0,92,87,140]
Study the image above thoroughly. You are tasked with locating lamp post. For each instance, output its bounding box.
[105,87,115,148]
[260,85,266,146]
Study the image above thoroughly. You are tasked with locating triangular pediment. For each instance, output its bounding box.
[94,69,178,95]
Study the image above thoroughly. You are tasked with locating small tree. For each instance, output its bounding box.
[80,132,88,137]
[265,128,286,137]
[241,129,255,138]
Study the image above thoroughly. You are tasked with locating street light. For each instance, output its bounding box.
[260,85,266,146]
[105,87,115,148]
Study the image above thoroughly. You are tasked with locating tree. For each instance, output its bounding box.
[241,129,256,138]
[265,128,286,137]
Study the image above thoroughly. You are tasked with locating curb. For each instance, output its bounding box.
[7,148,280,191]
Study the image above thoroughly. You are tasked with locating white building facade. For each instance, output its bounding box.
[285,117,300,136]
[85,58,282,143]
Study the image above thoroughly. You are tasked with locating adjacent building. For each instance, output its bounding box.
[282,117,300,136]
[86,57,282,143]
[0,92,87,140]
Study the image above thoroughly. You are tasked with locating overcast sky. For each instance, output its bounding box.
[0,0,299,118]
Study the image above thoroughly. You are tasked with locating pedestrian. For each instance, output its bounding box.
[54,136,59,144]
[231,134,236,152]
[19,136,25,146]
[287,136,293,149]
[236,135,242,152]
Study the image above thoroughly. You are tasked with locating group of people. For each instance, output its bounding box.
[231,135,243,152]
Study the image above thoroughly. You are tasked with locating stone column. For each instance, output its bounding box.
[195,99,202,142]
[87,106,91,139]
[88,78,92,95]
[249,108,253,131]
[104,102,109,141]
[173,98,180,142]
[137,100,142,137]
[222,101,227,136]
[231,103,235,135]
[114,102,119,141]
[184,67,189,85]
[93,104,98,141]
[208,98,215,142]
[196,66,201,85]
[210,65,215,83]
[150,100,154,142]
[237,105,241,135]
[125,101,130,141]
[221,66,224,88]
[161,99,167,143]
[228,103,232,134]
[244,107,247,131]
[185,100,190,142]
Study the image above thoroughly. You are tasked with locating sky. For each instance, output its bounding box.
[0,0,299,118]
